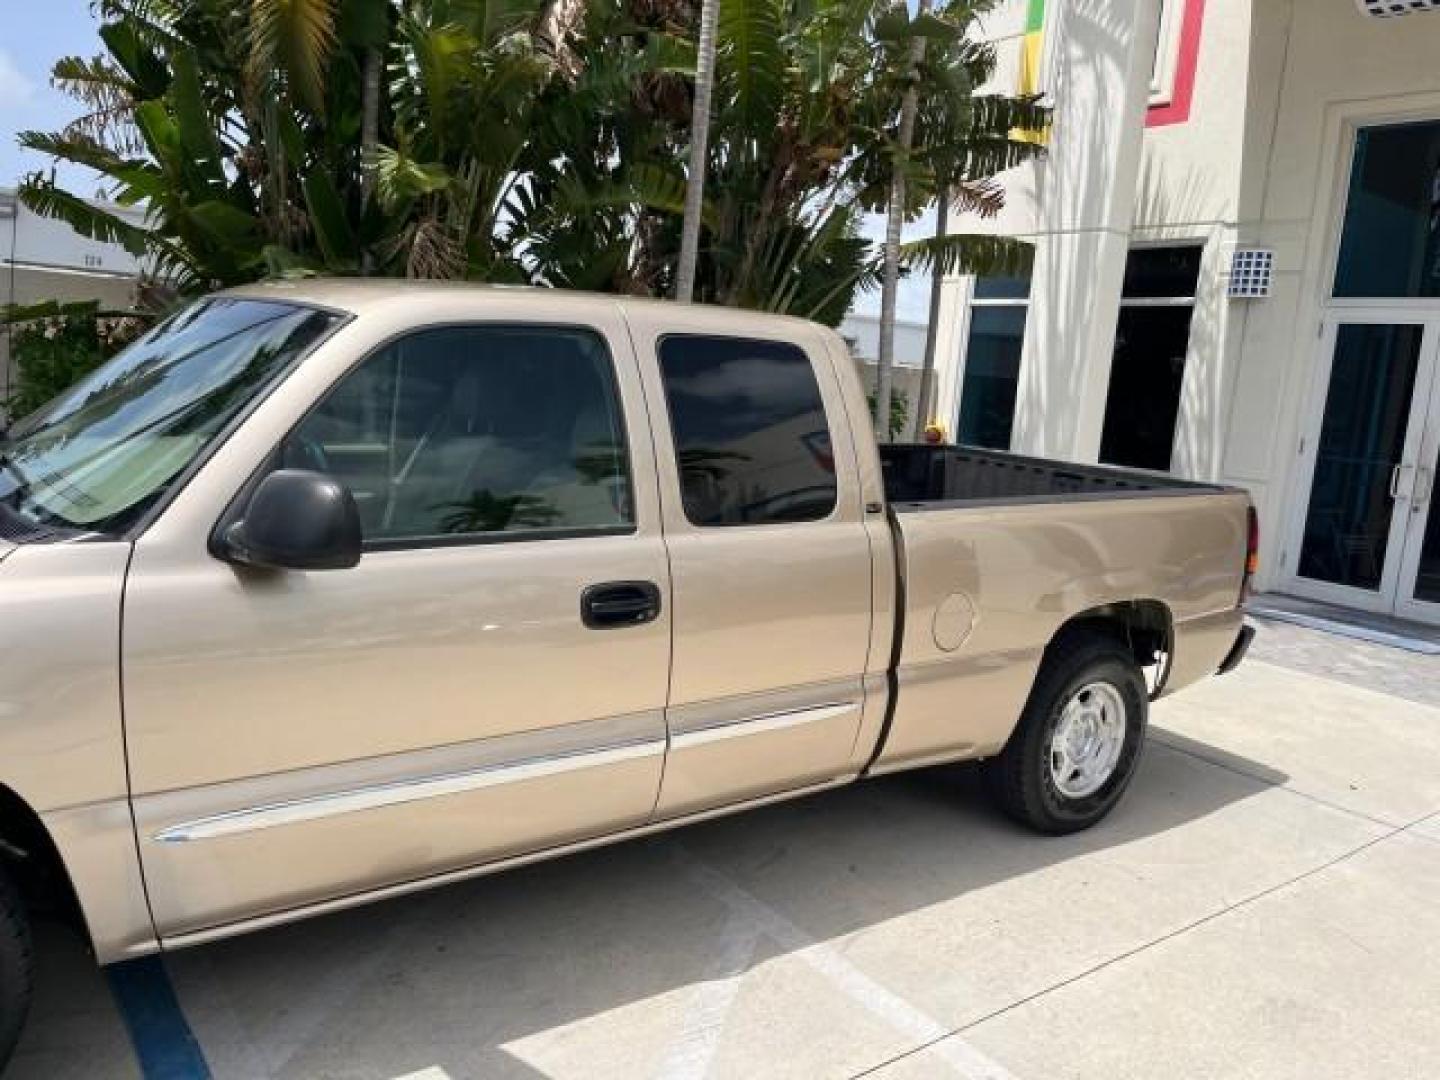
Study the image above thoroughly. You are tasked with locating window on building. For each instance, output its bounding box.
[658,335,837,526]
[1099,246,1202,472]
[956,271,1032,451]
[1333,120,1440,299]
[1149,0,1185,106]
[280,325,633,544]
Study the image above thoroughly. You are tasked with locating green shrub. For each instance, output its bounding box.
[868,386,911,442]
[3,301,138,421]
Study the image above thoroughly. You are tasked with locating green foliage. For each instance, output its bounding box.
[868,385,910,442]
[17,0,1048,326]
[1,302,141,420]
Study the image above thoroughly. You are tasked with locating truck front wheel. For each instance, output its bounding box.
[0,863,33,1071]
[983,631,1148,834]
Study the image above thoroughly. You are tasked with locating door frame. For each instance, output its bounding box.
[1282,307,1440,619]
[1395,357,1440,623]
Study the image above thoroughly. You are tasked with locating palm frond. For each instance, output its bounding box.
[899,231,1033,278]
[16,176,153,257]
[404,215,467,279]
[967,94,1051,138]
[51,55,143,155]
[16,131,160,199]
[96,16,172,99]
[247,0,340,112]
[946,177,1005,218]
[370,145,453,212]
[718,0,785,139]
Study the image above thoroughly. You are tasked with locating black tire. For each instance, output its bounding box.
[0,864,33,1073]
[982,630,1148,834]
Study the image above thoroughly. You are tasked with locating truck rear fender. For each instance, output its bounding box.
[1047,600,1175,700]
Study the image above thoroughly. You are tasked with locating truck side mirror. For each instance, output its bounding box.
[218,469,362,571]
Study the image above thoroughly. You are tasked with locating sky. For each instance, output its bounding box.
[855,208,936,323]
[0,1,105,192]
[0,2,926,319]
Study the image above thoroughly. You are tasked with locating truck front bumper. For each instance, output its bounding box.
[1216,622,1255,676]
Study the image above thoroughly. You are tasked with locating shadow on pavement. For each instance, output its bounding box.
[1149,727,1290,787]
[19,732,1291,1079]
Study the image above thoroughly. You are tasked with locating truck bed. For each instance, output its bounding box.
[879,444,1223,509]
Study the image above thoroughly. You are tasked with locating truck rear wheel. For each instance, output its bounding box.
[0,864,33,1071]
[982,631,1148,834]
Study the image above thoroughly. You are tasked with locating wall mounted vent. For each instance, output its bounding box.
[1357,0,1440,16]
[1227,249,1274,299]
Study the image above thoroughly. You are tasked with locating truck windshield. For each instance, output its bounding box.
[0,297,340,538]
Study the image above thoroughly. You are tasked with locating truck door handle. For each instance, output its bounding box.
[1390,463,1413,500]
[581,581,662,629]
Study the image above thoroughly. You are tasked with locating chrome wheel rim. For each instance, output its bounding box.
[1050,681,1127,799]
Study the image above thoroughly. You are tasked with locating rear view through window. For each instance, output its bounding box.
[658,335,838,526]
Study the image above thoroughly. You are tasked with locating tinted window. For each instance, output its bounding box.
[1334,121,1440,298]
[1120,246,1203,298]
[958,306,1026,450]
[1099,245,1202,472]
[658,335,838,526]
[1099,307,1193,471]
[973,273,1031,301]
[282,326,632,544]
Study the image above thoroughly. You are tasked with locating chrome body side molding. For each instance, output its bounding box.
[150,713,664,844]
[670,701,859,749]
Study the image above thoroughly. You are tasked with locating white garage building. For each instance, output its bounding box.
[1,187,141,408]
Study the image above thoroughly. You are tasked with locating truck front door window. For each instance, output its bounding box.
[281,326,634,545]
[657,335,838,525]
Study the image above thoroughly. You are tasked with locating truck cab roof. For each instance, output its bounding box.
[222,278,841,340]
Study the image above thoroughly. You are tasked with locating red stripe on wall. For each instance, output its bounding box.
[1147,0,1206,128]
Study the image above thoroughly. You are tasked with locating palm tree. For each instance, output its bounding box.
[675,0,719,302]
[911,184,949,437]
[15,0,1044,340]
[903,28,1051,436]
[874,0,932,440]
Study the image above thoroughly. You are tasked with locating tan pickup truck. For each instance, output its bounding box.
[0,281,1255,1064]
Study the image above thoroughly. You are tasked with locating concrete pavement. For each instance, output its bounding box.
[9,624,1440,1079]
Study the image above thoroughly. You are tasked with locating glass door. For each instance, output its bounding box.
[1395,365,1440,622]
[1290,316,1440,616]
[1286,119,1440,624]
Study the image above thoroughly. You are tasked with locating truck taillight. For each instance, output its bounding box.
[1242,506,1259,601]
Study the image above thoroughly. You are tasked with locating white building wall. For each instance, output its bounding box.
[930,0,1043,434]
[927,0,1440,595]
[1,191,145,278]
[839,313,928,369]
[1011,0,1164,461]
[1223,2,1440,583]
[1135,1,1254,486]
[931,0,1169,458]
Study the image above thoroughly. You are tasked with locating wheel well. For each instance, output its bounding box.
[0,785,85,939]
[1048,600,1174,689]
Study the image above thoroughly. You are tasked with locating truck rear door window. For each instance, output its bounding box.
[280,325,633,545]
[658,335,838,526]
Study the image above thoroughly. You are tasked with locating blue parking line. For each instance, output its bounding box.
[106,956,212,1080]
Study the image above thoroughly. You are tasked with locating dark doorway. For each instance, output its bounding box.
[1099,246,1202,472]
